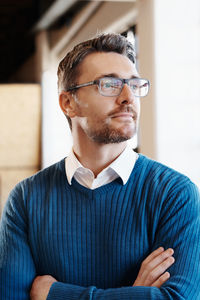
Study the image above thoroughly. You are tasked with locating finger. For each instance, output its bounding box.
[151,272,170,288]
[153,256,175,277]
[145,256,175,286]
[135,248,170,284]
[142,248,174,271]
[143,247,165,264]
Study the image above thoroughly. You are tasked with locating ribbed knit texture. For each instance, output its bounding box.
[0,154,200,299]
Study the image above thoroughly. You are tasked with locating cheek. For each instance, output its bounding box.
[75,92,114,121]
[88,103,110,118]
[74,95,89,111]
[86,108,112,128]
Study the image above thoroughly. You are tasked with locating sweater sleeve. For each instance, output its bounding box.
[0,184,36,300]
[46,181,200,300]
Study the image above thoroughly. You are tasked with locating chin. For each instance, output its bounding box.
[117,124,137,137]
[93,129,136,144]
[86,122,137,144]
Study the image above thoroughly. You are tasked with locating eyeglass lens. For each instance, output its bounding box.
[99,77,149,97]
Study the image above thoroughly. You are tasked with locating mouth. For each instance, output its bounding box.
[110,109,137,121]
[111,112,134,119]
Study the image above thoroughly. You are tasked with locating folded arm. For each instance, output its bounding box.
[31,183,200,300]
[30,247,175,300]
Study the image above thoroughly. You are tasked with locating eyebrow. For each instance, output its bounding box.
[94,73,140,80]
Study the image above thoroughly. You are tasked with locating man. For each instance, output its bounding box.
[0,33,200,300]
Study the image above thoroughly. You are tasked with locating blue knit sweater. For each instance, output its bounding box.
[0,154,200,299]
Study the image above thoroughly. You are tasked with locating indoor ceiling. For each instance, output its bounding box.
[0,0,56,82]
[0,0,85,83]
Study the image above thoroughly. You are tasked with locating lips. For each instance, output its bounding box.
[111,112,133,118]
[109,107,137,120]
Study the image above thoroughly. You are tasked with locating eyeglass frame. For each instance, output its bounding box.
[66,76,150,97]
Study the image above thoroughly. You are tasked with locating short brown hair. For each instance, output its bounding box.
[57,33,136,130]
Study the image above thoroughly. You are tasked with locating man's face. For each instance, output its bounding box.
[71,51,140,144]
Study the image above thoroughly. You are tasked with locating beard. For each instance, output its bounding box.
[84,107,138,144]
[88,128,133,144]
[74,98,139,144]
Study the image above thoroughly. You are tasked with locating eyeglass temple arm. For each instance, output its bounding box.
[67,81,97,91]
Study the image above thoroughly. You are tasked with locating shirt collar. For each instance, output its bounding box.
[65,145,138,186]
[65,150,83,185]
[107,145,138,184]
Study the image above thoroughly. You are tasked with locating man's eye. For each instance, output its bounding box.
[101,79,121,90]
[130,84,137,90]
[102,81,116,89]
[104,82,112,88]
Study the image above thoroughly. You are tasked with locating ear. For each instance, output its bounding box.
[59,91,77,118]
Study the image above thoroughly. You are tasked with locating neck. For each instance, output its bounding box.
[72,136,127,177]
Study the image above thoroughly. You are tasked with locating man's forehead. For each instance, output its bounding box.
[78,51,138,80]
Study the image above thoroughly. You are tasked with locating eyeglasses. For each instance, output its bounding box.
[67,77,150,97]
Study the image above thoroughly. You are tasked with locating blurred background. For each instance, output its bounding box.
[0,0,200,214]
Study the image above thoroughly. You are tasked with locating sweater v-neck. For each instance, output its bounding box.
[59,154,146,196]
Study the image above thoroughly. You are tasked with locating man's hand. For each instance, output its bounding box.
[30,275,57,300]
[133,247,175,288]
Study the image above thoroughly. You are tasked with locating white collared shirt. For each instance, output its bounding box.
[65,145,138,189]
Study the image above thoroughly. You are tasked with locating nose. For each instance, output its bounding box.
[116,83,135,105]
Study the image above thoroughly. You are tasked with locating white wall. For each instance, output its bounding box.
[41,70,72,168]
[154,0,200,186]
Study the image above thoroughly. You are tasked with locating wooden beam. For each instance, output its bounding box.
[51,1,101,55]
[57,1,138,60]
[32,0,77,31]
[136,0,157,159]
